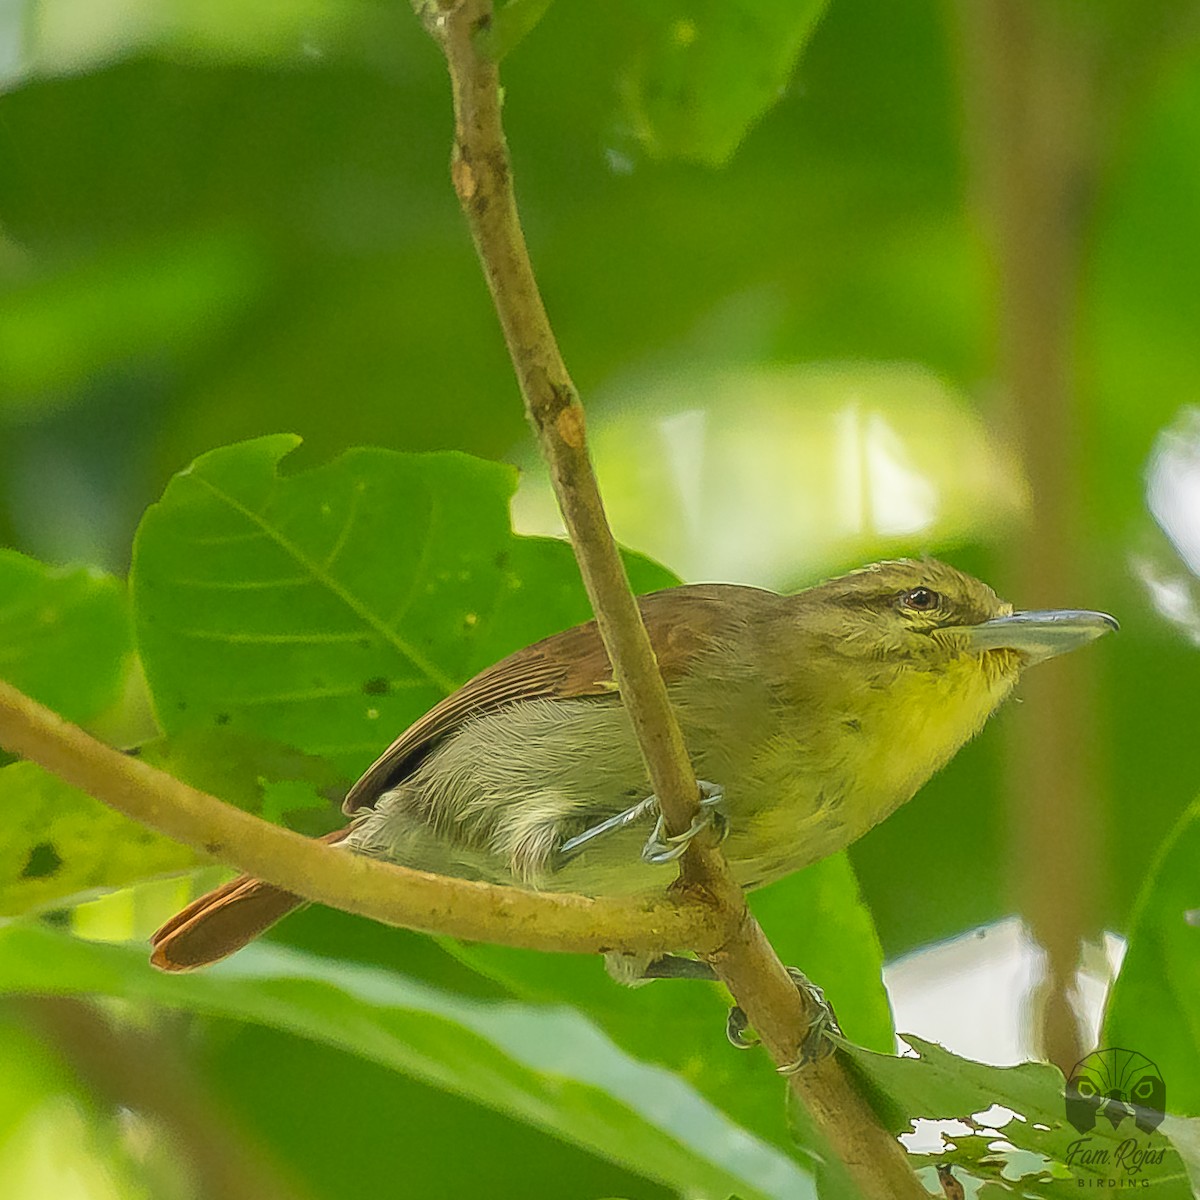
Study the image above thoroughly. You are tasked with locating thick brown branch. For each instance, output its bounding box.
[0,678,718,957]
[424,3,929,1196]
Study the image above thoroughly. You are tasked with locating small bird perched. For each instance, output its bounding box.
[151,559,1116,972]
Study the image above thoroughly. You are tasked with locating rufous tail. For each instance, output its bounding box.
[150,828,351,972]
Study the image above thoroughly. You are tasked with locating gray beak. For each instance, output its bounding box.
[966,609,1119,664]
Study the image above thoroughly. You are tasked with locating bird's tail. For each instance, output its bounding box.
[149,828,351,972]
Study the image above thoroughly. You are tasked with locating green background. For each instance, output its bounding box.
[2,0,1199,1196]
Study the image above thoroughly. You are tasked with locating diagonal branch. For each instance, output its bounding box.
[420,2,929,1196]
[0,677,718,957]
[429,0,703,854]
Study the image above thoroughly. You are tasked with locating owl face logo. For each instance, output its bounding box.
[1065,1048,1165,1134]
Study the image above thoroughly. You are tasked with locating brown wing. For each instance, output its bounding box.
[342,583,776,813]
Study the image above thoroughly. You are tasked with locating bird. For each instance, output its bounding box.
[150,558,1116,972]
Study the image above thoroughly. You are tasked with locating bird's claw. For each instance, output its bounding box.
[726,967,843,1072]
[726,1003,759,1048]
[641,781,728,865]
[559,781,727,865]
[777,968,843,1073]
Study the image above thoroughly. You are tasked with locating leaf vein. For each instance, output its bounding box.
[189,475,458,694]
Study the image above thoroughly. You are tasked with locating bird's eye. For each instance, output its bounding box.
[901,587,941,612]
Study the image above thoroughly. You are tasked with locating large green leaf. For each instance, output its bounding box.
[0,549,130,726]
[0,924,815,1200]
[621,0,829,165]
[0,729,342,917]
[445,852,892,1169]
[0,761,198,917]
[1104,795,1200,1115]
[843,1036,1195,1197]
[131,436,676,779]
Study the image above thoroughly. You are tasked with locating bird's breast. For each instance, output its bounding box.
[724,653,1019,888]
[849,652,1018,806]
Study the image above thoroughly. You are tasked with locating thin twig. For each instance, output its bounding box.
[427,0,702,852]
[422,3,930,1195]
[0,678,719,957]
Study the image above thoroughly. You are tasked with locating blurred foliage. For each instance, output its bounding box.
[0,1011,143,1200]
[1104,793,1200,1116]
[512,362,1026,587]
[0,925,816,1200]
[2,0,1200,1196]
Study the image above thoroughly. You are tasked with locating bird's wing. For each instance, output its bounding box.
[342,583,775,812]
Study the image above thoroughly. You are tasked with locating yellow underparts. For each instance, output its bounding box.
[738,651,1019,885]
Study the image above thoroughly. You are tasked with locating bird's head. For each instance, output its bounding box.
[797,559,1117,680]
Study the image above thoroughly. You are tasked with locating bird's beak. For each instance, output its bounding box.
[965,609,1119,664]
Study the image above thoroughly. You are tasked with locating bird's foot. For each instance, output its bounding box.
[641,781,727,865]
[727,967,843,1073]
[558,793,659,860]
[557,781,727,865]
[603,952,719,984]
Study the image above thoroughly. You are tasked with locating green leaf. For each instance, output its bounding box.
[622,1,829,166]
[0,550,131,726]
[1104,794,1200,1115]
[139,727,344,832]
[0,924,816,1200]
[0,761,198,917]
[0,729,341,916]
[843,1036,1194,1197]
[442,939,801,1158]
[444,853,891,1168]
[131,436,676,779]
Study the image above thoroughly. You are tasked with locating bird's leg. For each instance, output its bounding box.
[557,793,659,860]
[557,780,727,865]
[602,951,718,985]
[639,954,719,980]
[612,953,841,1071]
[640,780,727,864]
[727,967,843,1072]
